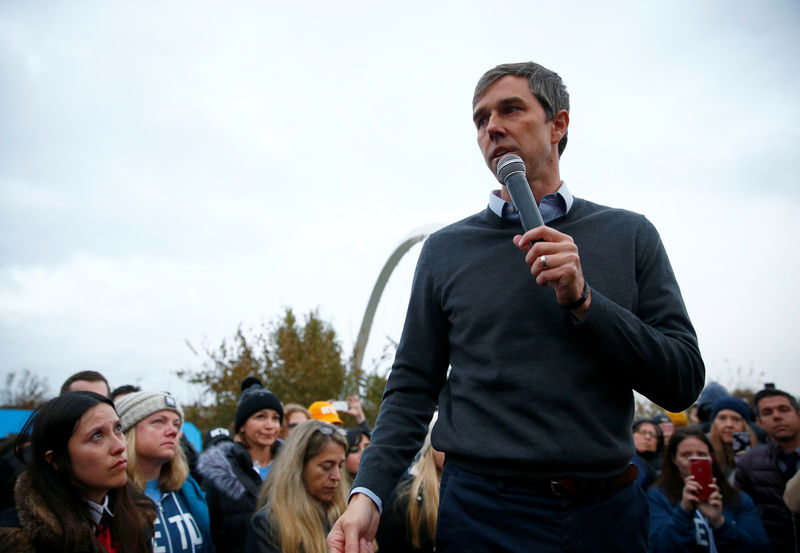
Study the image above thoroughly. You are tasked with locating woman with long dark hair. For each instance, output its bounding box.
[647,427,769,552]
[0,391,154,553]
[246,420,349,553]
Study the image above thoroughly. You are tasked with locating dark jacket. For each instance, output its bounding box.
[735,443,799,553]
[633,451,660,491]
[245,505,333,553]
[0,439,27,514]
[647,485,771,552]
[197,441,281,553]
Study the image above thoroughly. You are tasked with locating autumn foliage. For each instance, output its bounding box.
[179,308,387,432]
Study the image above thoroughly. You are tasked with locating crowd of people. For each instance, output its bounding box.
[630,383,800,552]
[0,371,380,553]
[0,369,798,553]
[2,60,799,553]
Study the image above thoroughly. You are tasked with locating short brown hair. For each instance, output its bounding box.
[60,370,110,396]
[473,62,570,157]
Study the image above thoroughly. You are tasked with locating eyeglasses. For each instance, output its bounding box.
[286,422,299,429]
[635,429,658,439]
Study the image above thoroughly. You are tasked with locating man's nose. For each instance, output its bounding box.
[486,112,504,137]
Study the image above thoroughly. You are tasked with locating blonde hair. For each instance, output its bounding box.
[280,403,312,438]
[124,426,189,492]
[709,417,756,477]
[255,420,349,553]
[398,416,441,548]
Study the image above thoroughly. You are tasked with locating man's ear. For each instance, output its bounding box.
[551,109,569,144]
[44,450,59,471]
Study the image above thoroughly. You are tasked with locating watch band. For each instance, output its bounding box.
[560,281,590,311]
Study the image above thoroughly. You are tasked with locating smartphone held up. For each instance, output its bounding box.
[330,400,349,412]
[690,456,713,501]
[732,431,751,454]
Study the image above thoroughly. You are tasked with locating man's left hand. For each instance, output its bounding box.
[513,226,591,319]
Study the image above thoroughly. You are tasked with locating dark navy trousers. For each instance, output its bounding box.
[436,464,650,553]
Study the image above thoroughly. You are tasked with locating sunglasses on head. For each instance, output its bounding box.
[315,424,346,437]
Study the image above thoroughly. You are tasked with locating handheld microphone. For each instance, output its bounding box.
[496,154,544,231]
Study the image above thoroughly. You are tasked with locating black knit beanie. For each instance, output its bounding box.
[234,377,284,433]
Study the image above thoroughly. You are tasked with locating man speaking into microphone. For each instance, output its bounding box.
[328,62,705,553]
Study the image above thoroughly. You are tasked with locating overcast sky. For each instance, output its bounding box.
[1,1,798,406]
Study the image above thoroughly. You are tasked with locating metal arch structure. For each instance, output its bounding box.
[351,231,432,385]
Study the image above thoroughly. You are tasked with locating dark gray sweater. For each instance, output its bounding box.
[354,198,705,505]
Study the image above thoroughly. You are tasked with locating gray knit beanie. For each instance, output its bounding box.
[116,391,184,433]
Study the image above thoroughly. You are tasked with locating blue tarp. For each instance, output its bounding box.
[183,422,202,452]
[0,410,33,441]
[0,409,203,451]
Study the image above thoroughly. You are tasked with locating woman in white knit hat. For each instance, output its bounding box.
[116,390,214,553]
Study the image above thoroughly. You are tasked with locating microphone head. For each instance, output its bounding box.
[496,154,526,184]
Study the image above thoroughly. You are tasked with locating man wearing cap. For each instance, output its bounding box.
[328,61,704,553]
[310,400,346,425]
[736,388,800,553]
[203,428,233,451]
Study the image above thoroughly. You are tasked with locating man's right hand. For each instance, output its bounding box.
[326,493,381,553]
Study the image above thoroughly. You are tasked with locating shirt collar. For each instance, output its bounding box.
[488,182,573,224]
[85,495,114,528]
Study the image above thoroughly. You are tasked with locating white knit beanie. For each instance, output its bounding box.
[115,391,184,433]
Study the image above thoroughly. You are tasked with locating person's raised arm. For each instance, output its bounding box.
[514,221,704,412]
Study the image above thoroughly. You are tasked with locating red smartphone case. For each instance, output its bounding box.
[690,457,712,500]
